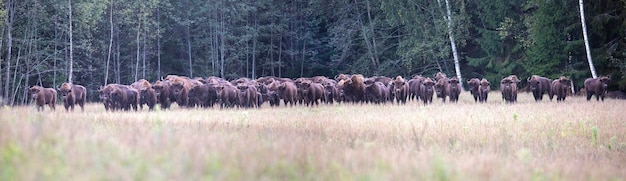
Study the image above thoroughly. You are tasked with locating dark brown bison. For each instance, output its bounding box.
[139,87,158,111]
[110,86,139,111]
[420,78,435,105]
[507,75,521,102]
[277,81,298,106]
[131,79,153,110]
[301,81,324,106]
[467,78,481,102]
[323,82,340,104]
[152,80,173,110]
[169,76,193,107]
[549,76,569,102]
[365,81,388,104]
[408,76,424,101]
[188,83,219,108]
[500,77,517,103]
[338,74,366,103]
[98,84,117,111]
[237,83,259,108]
[446,77,462,103]
[391,76,409,104]
[434,77,449,103]
[584,76,611,101]
[527,75,552,101]
[58,83,87,112]
[28,86,57,111]
[215,84,239,108]
[478,79,490,103]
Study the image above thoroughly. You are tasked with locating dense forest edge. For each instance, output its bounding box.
[0,0,625,104]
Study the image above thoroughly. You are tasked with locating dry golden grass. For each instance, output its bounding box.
[1,92,625,180]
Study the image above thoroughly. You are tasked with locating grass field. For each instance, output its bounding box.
[1,92,625,180]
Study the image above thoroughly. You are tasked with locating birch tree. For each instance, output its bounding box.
[579,0,596,78]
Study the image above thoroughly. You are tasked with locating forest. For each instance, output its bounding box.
[0,0,624,104]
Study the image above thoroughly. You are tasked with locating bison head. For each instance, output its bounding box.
[28,86,42,100]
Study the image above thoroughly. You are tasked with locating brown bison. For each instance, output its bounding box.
[188,83,219,108]
[446,77,462,103]
[584,76,611,101]
[408,76,425,101]
[110,86,139,111]
[339,74,366,103]
[527,75,552,101]
[420,78,435,105]
[58,83,87,112]
[139,87,158,111]
[237,83,259,108]
[28,86,57,111]
[549,76,569,102]
[365,81,388,104]
[152,80,173,110]
[215,84,239,108]
[391,76,409,104]
[169,76,193,107]
[301,81,324,106]
[434,77,449,103]
[467,78,481,102]
[277,81,298,106]
[500,77,517,103]
[323,82,340,104]
[478,79,490,103]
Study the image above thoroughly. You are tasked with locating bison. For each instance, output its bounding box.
[277,81,298,106]
[110,86,139,111]
[169,76,193,108]
[584,76,611,101]
[527,75,552,101]
[549,76,569,102]
[152,80,173,110]
[500,77,517,103]
[467,78,481,102]
[391,76,409,104]
[434,77,449,103]
[478,79,490,103]
[215,84,239,109]
[301,81,324,106]
[365,81,388,104]
[28,86,57,111]
[237,83,259,108]
[446,77,462,103]
[420,78,435,105]
[58,83,87,112]
[139,87,158,111]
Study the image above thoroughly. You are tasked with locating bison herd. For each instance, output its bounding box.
[27,73,613,112]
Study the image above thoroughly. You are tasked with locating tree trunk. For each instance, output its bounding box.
[135,16,141,81]
[219,8,225,78]
[4,0,14,100]
[187,18,193,77]
[157,3,161,79]
[68,0,74,84]
[252,16,257,79]
[579,0,597,78]
[105,0,114,85]
[444,0,463,90]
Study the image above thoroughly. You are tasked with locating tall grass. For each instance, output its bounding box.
[1,92,625,180]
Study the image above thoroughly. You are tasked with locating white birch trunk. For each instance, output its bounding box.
[444,0,463,90]
[579,0,597,78]
[68,0,73,84]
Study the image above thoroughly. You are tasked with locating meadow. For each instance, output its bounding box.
[1,92,625,180]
